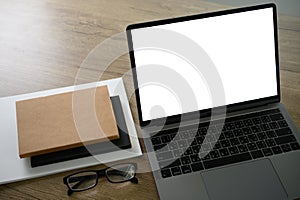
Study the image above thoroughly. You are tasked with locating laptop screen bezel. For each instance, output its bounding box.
[126,3,280,127]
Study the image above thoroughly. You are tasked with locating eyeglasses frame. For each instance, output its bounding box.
[63,163,138,195]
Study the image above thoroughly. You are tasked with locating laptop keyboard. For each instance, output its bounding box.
[150,109,300,178]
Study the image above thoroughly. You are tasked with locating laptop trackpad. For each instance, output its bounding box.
[201,159,287,200]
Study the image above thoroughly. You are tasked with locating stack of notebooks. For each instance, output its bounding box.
[16,85,131,167]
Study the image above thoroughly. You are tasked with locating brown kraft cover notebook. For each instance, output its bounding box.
[16,85,119,158]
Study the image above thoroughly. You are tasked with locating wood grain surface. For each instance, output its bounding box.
[0,0,299,199]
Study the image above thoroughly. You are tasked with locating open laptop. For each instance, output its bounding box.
[126,4,300,200]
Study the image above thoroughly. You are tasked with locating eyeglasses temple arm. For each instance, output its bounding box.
[67,181,82,196]
[67,189,74,196]
[130,177,138,184]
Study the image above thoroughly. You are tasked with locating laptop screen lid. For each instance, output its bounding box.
[127,4,280,127]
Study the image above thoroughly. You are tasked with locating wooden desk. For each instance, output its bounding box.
[0,1,299,199]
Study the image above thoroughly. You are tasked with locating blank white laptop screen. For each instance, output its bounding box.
[131,8,277,121]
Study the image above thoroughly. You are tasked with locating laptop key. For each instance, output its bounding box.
[186,138,193,146]
[173,149,183,158]
[225,123,235,130]
[220,140,231,147]
[290,142,300,150]
[159,159,181,169]
[169,142,179,150]
[178,140,188,148]
[199,152,207,158]
[275,135,296,145]
[207,127,217,134]
[154,144,167,152]
[202,153,211,161]
[201,143,211,152]
[238,144,248,153]
[256,141,267,149]
[278,120,288,128]
[171,133,180,141]
[243,119,253,126]
[247,143,258,151]
[269,122,279,129]
[233,129,243,137]
[266,139,276,147]
[248,134,258,142]
[215,124,223,132]
[224,131,234,139]
[266,130,276,138]
[184,147,193,156]
[281,144,292,152]
[257,132,267,140]
[191,162,204,172]
[196,136,205,144]
[203,152,252,169]
[189,130,198,138]
[239,136,249,144]
[181,156,191,165]
[205,134,216,142]
[169,133,175,140]
[270,113,284,121]
[171,167,182,176]
[180,131,190,140]
[213,142,222,149]
[219,133,226,140]
[190,139,198,146]
[262,148,273,156]
[230,138,240,146]
[242,127,252,135]
[251,150,264,159]
[210,150,220,159]
[157,151,173,161]
[261,115,271,123]
[192,146,200,154]
[211,126,218,134]
[252,117,262,124]
[251,125,261,133]
[219,148,230,157]
[198,127,207,136]
[260,124,270,131]
[151,137,161,145]
[235,121,244,128]
[228,146,239,155]
[271,146,282,154]
[275,127,292,136]
[190,154,201,163]
[181,165,192,174]
[161,169,172,178]
[161,135,171,143]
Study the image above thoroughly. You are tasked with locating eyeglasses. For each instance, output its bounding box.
[63,163,138,195]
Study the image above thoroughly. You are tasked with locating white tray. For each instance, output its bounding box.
[0,77,142,184]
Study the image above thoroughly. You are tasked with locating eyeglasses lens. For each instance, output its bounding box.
[67,171,97,191]
[106,164,136,183]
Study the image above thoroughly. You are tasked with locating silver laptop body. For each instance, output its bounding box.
[127,4,300,200]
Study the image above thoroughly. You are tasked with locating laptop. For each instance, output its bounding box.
[126,4,300,200]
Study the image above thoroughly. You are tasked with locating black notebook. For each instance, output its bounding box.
[30,96,131,167]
